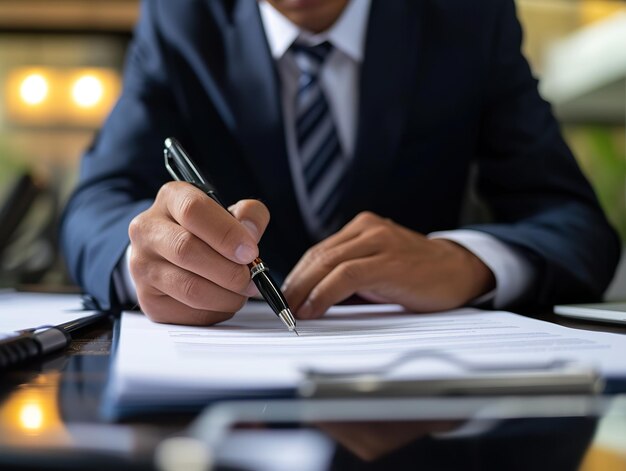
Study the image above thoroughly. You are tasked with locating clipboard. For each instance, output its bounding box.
[298,351,603,398]
[299,368,603,398]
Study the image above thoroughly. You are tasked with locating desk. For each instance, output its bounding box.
[0,310,624,471]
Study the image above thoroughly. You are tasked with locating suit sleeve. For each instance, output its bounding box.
[467,0,620,306]
[60,0,187,310]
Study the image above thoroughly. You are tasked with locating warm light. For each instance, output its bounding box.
[7,67,120,126]
[71,75,104,108]
[19,74,49,106]
[0,375,71,446]
[19,403,43,431]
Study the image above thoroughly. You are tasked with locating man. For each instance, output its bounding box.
[61,0,620,325]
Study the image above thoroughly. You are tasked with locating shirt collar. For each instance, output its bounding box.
[258,0,371,62]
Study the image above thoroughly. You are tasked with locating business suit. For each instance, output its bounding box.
[60,0,620,311]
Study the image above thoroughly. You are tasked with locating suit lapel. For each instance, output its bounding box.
[343,0,423,218]
[221,0,310,245]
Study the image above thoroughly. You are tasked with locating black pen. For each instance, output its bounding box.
[163,138,299,335]
[0,312,109,370]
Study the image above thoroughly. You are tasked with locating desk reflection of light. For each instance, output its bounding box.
[20,403,43,431]
[0,372,71,447]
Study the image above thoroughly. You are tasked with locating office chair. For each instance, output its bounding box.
[0,173,57,284]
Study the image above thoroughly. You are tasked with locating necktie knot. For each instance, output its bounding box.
[291,41,333,77]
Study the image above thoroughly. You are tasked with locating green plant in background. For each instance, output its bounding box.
[565,125,626,242]
[0,137,28,189]
[0,135,27,171]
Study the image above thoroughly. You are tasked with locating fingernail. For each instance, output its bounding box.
[298,299,313,319]
[235,244,256,263]
[241,219,259,240]
[282,275,293,291]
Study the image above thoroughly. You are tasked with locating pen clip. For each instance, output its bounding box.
[164,137,226,207]
[164,137,208,186]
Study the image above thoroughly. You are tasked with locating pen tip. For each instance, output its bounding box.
[294,329,300,336]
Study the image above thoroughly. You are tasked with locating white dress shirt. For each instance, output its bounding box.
[115,0,534,308]
[259,0,367,236]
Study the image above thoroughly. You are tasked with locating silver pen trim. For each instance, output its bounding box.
[278,309,297,333]
[250,262,268,278]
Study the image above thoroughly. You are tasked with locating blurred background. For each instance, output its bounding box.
[0,0,624,294]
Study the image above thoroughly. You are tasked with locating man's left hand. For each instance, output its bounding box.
[282,212,495,319]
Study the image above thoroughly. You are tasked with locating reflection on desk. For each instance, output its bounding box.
[0,319,165,470]
[181,396,626,471]
[0,362,69,448]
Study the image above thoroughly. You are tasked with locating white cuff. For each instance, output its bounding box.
[428,229,534,308]
[113,244,138,305]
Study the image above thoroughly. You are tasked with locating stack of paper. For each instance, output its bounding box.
[0,291,95,335]
[106,302,626,416]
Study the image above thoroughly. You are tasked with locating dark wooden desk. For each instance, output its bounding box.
[0,310,624,471]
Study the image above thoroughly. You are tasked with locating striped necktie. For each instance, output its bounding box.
[291,41,347,236]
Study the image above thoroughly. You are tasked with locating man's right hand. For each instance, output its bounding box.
[128,181,270,325]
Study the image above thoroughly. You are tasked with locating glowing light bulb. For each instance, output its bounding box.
[19,403,43,431]
[72,75,104,108]
[19,74,49,106]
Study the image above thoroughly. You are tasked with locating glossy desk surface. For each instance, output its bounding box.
[0,310,625,471]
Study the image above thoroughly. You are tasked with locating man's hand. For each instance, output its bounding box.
[316,421,461,462]
[128,182,270,325]
[283,212,495,319]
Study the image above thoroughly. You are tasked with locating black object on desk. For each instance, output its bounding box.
[0,311,109,370]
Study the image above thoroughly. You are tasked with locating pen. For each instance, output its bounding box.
[163,138,299,335]
[0,312,109,370]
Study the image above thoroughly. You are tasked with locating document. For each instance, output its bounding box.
[108,302,626,412]
[0,291,95,336]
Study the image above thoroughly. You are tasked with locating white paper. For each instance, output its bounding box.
[0,292,96,337]
[109,302,626,406]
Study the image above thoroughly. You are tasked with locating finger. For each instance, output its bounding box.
[228,199,270,243]
[137,286,235,326]
[134,256,247,314]
[284,230,358,289]
[161,182,259,264]
[321,211,389,247]
[296,256,376,319]
[283,234,379,312]
[283,211,388,287]
[142,218,253,296]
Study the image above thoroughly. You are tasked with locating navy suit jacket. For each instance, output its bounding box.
[61,0,620,310]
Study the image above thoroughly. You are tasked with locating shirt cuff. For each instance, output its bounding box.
[112,244,138,306]
[428,229,534,309]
